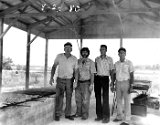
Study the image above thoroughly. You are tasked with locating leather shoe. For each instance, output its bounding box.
[81,117,87,120]
[55,116,60,121]
[120,122,129,125]
[102,118,110,123]
[72,114,81,118]
[95,117,103,121]
[65,115,74,120]
[113,118,122,122]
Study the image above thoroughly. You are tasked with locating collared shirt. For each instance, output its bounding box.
[114,59,134,81]
[95,56,114,76]
[78,58,96,81]
[54,53,78,79]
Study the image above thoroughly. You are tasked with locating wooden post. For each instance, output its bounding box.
[80,38,83,50]
[79,38,83,58]
[0,19,3,92]
[44,38,48,87]
[25,30,31,89]
[120,37,123,47]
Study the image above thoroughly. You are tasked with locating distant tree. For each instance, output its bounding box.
[3,57,13,70]
[16,64,23,70]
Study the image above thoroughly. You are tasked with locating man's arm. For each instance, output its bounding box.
[49,63,58,85]
[110,69,116,92]
[73,68,79,89]
[110,69,115,85]
[130,72,134,85]
[128,72,134,93]
[90,73,94,85]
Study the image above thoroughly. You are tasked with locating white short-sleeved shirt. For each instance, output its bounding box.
[114,59,134,81]
[54,53,78,79]
[78,58,96,81]
[95,56,114,76]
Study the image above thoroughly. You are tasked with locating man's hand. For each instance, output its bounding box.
[89,84,93,92]
[49,78,54,86]
[110,82,116,93]
[128,84,133,94]
[73,81,77,89]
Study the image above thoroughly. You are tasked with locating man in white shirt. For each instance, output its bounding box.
[111,47,134,125]
[94,45,114,123]
[49,42,78,121]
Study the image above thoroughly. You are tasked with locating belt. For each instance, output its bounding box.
[78,79,90,83]
[57,77,72,81]
[117,79,129,82]
[97,75,109,78]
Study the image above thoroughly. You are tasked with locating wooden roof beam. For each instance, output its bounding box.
[0,19,18,39]
[2,7,160,19]
[27,20,52,46]
[0,1,31,18]
[112,0,125,37]
[141,0,160,17]
[28,17,52,29]
[0,1,41,27]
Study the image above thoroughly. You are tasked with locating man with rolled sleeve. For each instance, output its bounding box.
[49,42,78,121]
[111,47,134,125]
[73,47,96,120]
[94,45,114,123]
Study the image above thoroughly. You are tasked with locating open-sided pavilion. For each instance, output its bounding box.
[0,0,160,91]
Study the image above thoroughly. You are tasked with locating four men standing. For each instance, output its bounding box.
[50,42,134,125]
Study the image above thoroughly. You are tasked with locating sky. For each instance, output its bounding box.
[3,24,160,67]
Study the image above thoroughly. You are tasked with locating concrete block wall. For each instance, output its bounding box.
[0,96,55,125]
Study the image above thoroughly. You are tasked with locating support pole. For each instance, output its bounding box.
[0,24,12,39]
[0,19,3,92]
[120,37,123,47]
[80,38,83,50]
[25,30,31,89]
[44,38,48,87]
[79,38,83,58]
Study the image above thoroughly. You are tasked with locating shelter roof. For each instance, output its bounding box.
[0,0,160,39]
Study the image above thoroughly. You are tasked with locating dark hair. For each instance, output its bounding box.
[118,47,126,53]
[100,45,107,50]
[80,47,90,57]
[64,42,72,47]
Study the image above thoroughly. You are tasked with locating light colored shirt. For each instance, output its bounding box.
[95,56,114,76]
[114,59,134,81]
[78,58,96,81]
[54,53,78,79]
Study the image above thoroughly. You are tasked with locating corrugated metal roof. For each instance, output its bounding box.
[0,0,160,39]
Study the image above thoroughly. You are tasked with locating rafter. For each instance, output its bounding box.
[28,17,52,29]
[2,7,160,19]
[0,1,31,17]
[141,0,160,17]
[147,0,160,4]
[112,0,124,37]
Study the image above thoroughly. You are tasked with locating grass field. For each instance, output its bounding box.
[1,69,160,96]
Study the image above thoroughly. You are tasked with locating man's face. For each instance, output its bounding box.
[100,47,107,55]
[118,50,126,60]
[64,45,72,53]
[81,50,89,58]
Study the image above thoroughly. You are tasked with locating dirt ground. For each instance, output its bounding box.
[48,90,160,125]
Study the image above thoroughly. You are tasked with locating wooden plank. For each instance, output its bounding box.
[0,19,3,92]
[2,7,160,19]
[28,17,52,29]
[44,38,48,87]
[26,30,30,89]
[0,23,12,39]
[0,1,31,18]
